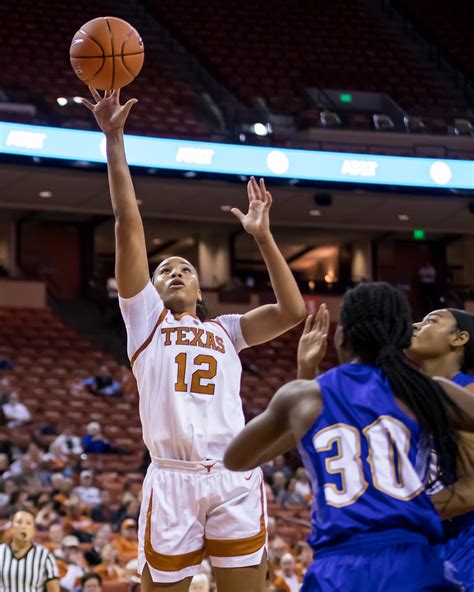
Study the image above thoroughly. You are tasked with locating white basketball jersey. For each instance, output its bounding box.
[119,282,247,461]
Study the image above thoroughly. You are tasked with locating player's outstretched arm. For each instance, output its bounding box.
[232,177,306,347]
[224,379,321,471]
[297,307,330,380]
[83,88,148,299]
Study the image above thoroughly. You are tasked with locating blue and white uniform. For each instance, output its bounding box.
[298,363,460,591]
[438,372,474,591]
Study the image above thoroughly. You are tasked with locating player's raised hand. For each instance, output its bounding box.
[82,87,137,134]
[231,177,272,241]
[297,304,330,379]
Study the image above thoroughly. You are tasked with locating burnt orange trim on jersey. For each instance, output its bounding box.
[205,481,266,558]
[130,308,168,368]
[144,495,205,572]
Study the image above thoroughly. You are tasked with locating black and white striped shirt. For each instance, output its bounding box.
[0,543,59,592]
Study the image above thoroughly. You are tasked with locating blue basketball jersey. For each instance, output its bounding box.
[452,371,474,389]
[439,371,474,589]
[299,363,444,551]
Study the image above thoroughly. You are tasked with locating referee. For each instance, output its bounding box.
[0,509,59,592]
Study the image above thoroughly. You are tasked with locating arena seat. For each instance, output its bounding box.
[150,0,469,120]
[395,0,474,80]
[0,0,212,138]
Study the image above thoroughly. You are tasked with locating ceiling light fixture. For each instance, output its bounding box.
[220,205,232,212]
[56,97,68,106]
[310,209,321,216]
[398,214,409,221]
[39,190,53,198]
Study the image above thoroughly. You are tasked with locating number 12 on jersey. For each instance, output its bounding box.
[174,353,217,395]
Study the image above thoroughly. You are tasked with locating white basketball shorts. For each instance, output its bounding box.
[137,457,267,583]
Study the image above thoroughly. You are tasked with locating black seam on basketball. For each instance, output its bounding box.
[79,29,105,56]
[105,18,115,89]
[82,57,108,85]
[75,30,105,84]
[120,30,136,79]
[71,51,144,59]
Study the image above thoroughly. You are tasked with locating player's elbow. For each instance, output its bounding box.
[223,445,249,472]
[276,301,306,330]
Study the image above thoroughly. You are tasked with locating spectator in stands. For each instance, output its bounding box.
[276,477,306,506]
[82,422,111,454]
[81,573,102,592]
[82,366,122,398]
[46,523,65,558]
[112,518,138,566]
[42,441,71,476]
[294,467,311,501]
[63,495,95,541]
[271,471,287,498]
[295,541,313,574]
[35,496,61,531]
[189,573,210,592]
[51,425,83,457]
[2,391,31,427]
[93,543,126,582]
[57,535,87,591]
[269,536,290,570]
[85,528,110,568]
[272,553,303,592]
[115,497,140,529]
[92,489,116,523]
[51,474,74,512]
[73,471,101,507]
[268,455,293,481]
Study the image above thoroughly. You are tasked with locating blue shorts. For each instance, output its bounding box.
[302,530,462,592]
[440,514,474,592]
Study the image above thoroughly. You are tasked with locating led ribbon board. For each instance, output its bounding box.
[0,121,473,190]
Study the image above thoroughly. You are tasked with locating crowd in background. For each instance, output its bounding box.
[0,375,313,592]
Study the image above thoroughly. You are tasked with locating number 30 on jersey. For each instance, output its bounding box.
[313,416,424,507]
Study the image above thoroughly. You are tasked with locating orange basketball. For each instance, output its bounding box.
[70,17,144,90]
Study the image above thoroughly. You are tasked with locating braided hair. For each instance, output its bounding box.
[340,282,459,486]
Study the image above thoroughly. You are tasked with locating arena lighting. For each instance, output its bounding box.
[1,121,474,190]
[220,205,232,212]
[309,209,321,216]
[56,98,68,106]
[413,229,426,240]
[73,97,83,104]
[38,190,52,198]
[252,123,270,136]
[398,214,409,221]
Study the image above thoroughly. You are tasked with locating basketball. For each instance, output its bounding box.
[70,17,144,90]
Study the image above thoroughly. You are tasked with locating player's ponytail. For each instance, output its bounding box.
[341,282,460,486]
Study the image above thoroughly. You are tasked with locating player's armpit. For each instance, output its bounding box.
[431,470,474,520]
[224,379,321,471]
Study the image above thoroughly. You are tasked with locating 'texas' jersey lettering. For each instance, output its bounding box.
[161,326,225,353]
